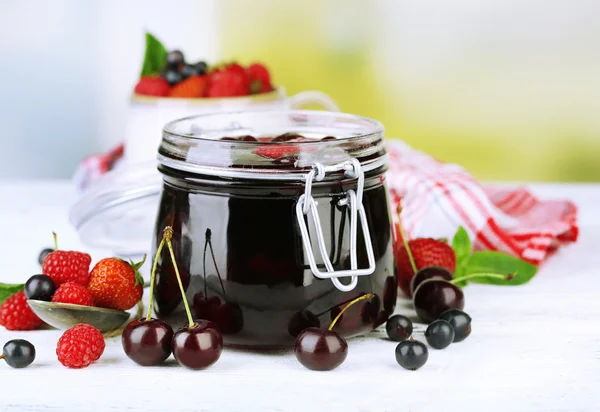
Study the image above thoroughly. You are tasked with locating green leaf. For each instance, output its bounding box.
[452,226,472,278]
[463,251,538,286]
[140,32,167,77]
[0,283,25,305]
[452,226,472,264]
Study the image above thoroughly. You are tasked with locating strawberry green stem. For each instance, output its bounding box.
[146,233,167,321]
[451,273,515,285]
[165,227,195,328]
[397,205,417,274]
[328,293,374,331]
[52,232,58,251]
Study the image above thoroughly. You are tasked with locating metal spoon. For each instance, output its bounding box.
[27,300,130,333]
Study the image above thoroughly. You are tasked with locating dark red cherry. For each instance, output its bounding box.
[238,135,258,142]
[413,280,465,323]
[410,266,453,296]
[288,310,320,337]
[320,136,337,141]
[294,328,348,371]
[193,293,243,335]
[122,318,174,366]
[172,320,223,370]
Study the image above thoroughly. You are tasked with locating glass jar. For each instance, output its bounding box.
[153,110,396,348]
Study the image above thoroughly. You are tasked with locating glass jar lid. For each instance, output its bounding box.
[159,110,387,180]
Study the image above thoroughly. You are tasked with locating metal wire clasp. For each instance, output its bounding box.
[295,159,376,292]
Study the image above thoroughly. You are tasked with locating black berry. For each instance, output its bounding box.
[162,70,184,86]
[166,50,185,68]
[24,274,56,301]
[425,319,455,349]
[395,338,428,370]
[38,248,54,265]
[2,339,36,368]
[385,314,413,342]
[439,309,472,342]
[193,61,208,75]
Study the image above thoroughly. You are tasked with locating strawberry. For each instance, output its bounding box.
[134,76,170,97]
[396,238,456,297]
[87,256,146,311]
[206,63,250,97]
[169,75,208,98]
[247,63,273,94]
[253,144,300,160]
[42,250,92,286]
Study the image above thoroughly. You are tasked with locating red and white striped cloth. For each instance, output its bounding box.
[75,141,578,265]
[387,141,578,265]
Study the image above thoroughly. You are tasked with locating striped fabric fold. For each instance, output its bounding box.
[387,141,578,265]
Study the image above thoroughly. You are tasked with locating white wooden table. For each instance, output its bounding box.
[1,180,599,412]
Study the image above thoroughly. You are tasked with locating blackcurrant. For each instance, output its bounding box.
[38,248,54,265]
[24,274,56,301]
[425,319,455,349]
[163,70,184,86]
[395,338,428,371]
[439,309,472,342]
[166,50,185,68]
[385,314,413,342]
[2,339,36,368]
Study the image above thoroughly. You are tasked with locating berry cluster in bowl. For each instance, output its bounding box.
[134,32,272,98]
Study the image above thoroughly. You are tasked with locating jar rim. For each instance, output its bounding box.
[158,110,387,180]
[162,110,384,143]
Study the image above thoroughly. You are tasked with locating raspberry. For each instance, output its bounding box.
[134,76,171,97]
[169,75,208,98]
[42,250,92,286]
[0,291,43,331]
[56,324,105,368]
[51,282,94,307]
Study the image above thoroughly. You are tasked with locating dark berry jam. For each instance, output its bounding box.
[153,110,395,348]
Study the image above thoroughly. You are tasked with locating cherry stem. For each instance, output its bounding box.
[165,227,195,328]
[145,230,168,321]
[0,354,4,360]
[397,205,417,274]
[52,232,58,251]
[328,293,375,331]
[451,272,515,284]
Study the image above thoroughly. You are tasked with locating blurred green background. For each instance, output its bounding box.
[219,0,600,182]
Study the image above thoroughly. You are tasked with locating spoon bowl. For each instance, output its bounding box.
[28,300,130,333]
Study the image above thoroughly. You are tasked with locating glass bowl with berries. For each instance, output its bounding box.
[125,33,338,165]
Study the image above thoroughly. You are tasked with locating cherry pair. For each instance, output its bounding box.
[122,227,223,370]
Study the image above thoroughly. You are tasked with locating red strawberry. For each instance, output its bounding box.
[87,257,146,311]
[169,75,208,98]
[42,250,92,286]
[0,291,43,331]
[247,63,273,94]
[396,238,456,297]
[253,144,300,160]
[206,63,250,97]
[134,76,170,97]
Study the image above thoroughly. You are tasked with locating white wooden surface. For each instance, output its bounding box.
[0,180,599,412]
